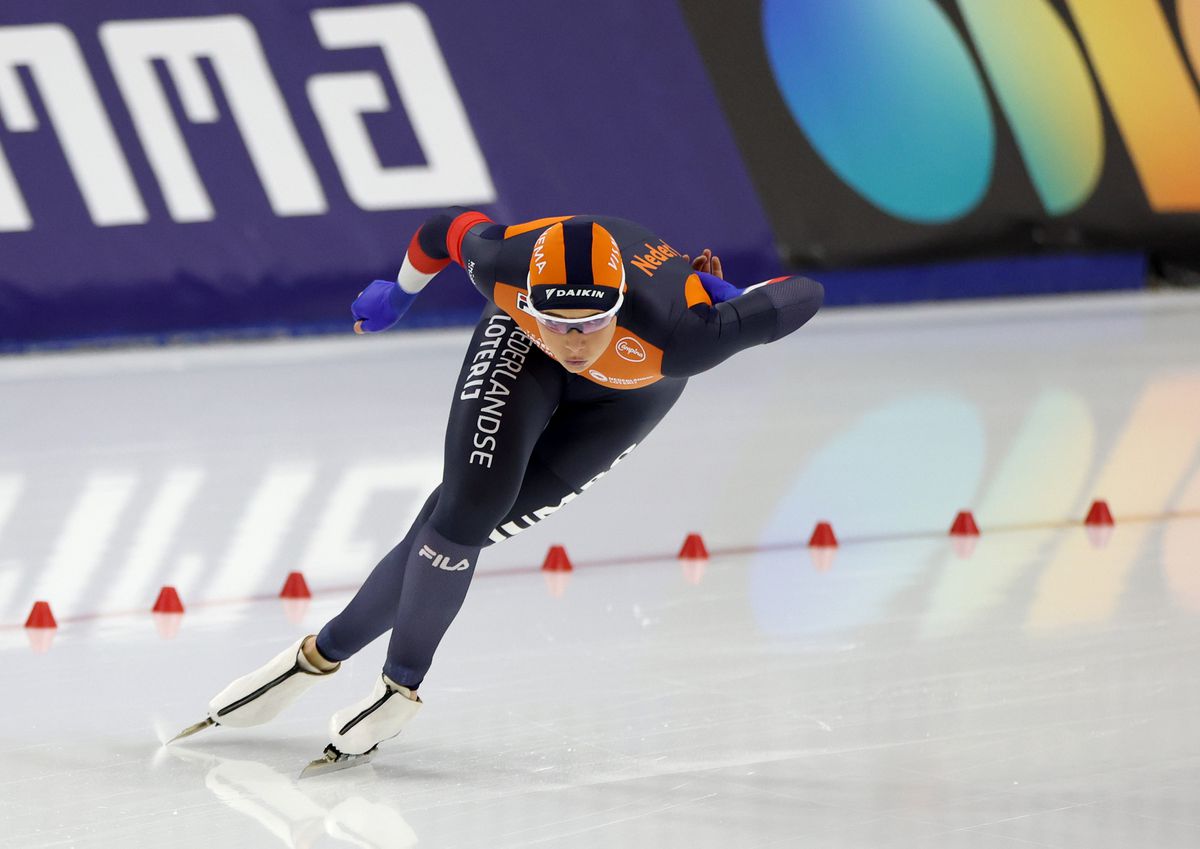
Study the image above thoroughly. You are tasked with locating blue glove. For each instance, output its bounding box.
[697,270,741,304]
[352,280,417,333]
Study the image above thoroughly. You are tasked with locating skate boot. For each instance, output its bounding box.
[300,673,422,777]
[169,636,340,743]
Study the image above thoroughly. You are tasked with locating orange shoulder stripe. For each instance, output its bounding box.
[504,216,574,239]
[684,273,713,308]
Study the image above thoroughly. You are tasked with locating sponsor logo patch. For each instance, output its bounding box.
[615,336,647,363]
[629,240,680,277]
[544,287,605,298]
[419,544,471,571]
[588,369,653,386]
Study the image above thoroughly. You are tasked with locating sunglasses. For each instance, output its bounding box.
[534,312,618,335]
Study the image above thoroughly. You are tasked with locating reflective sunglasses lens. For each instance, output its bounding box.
[539,317,571,334]
[579,314,614,333]
[536,312,613,334]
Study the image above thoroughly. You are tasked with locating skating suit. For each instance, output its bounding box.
[314,209,823,689]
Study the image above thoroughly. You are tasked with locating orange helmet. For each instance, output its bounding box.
[527,219,626,317]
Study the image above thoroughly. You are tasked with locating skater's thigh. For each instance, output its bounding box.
[485,377,686,543]
[430,306,565,544]
[534,377,687,487]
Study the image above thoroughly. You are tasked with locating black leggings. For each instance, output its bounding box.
[316,306,686,688]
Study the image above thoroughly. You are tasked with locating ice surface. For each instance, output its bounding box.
[1,291,1199,848]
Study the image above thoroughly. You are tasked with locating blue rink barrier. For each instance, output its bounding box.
[0,0,776,350]
[0,0,1162,351]
[814,253,1146,308]
[0,252,1147,354]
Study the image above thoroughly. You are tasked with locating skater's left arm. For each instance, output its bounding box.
[661,262,824,377]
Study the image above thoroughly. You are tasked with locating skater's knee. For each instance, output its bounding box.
[428,488,516,547]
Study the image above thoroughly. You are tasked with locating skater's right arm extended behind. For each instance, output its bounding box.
[353,207,497,334]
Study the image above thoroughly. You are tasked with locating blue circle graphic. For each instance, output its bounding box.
[762,0,995,223]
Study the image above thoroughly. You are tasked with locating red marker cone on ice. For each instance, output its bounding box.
[280,571,312,599]
[541,545,573,572]
[678,533,709,560]
[152,586,184,614]
[949,511,980,536]
[808,522,838,548]
[24,601,57,629]
[1085,500,1114,526]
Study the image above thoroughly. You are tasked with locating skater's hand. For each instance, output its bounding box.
[681,249,723,279]
[352,280,416,334]
[682,250,740,304]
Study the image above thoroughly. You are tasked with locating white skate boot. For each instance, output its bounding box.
[299,673,422,778]
[169,636,339,743]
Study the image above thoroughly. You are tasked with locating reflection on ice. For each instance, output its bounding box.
[164,745,418,849]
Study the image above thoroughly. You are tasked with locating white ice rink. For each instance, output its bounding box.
[2,291,1199,848]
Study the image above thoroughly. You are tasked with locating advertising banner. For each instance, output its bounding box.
[679,0,1200,268]
[0,0,777,348]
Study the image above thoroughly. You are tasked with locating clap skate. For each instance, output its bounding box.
[300,673,422,778]
[169,635,339,744]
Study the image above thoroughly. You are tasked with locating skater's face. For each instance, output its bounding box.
[537,309,619,373]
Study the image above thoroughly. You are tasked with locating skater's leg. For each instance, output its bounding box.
[377,309,564,688]
[312,375,685,760]
[381,377,687,688]
[313,488,439,662]
[316,305,562,666]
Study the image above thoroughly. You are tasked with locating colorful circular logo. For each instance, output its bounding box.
[761,0,995,223]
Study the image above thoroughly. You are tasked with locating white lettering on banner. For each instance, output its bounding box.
[308,3,495,211]
[0,25,147,232]
[0,4,493,231]
[100,15,327,223]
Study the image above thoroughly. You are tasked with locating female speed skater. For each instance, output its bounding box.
[171,209,823,776]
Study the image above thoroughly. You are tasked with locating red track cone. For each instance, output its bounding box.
[808,522,838,548]
[24,601,57,629]
[280,571,312,599]
[1085,500,1114,526]
[152,586,184,614]
[949,511,980,536]
[678,533,709,560]
[541,545,573,572]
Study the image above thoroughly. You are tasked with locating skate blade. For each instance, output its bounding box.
[167,717,215,745]
[299,744,378,779]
